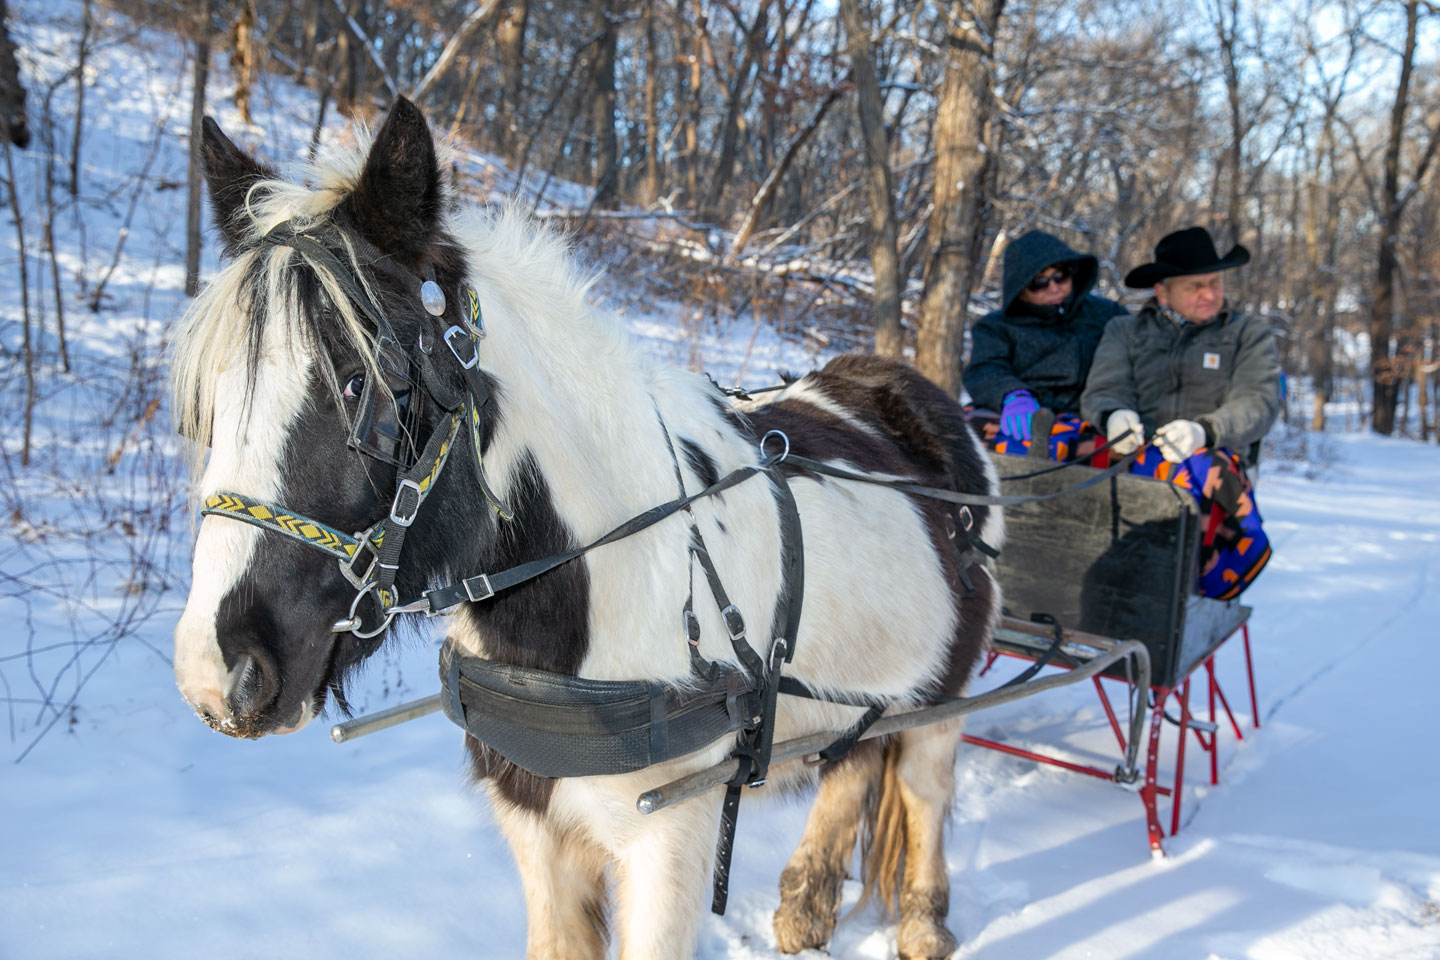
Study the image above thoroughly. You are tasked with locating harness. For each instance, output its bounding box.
[194,220,1142,914]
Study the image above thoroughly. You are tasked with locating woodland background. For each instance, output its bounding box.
[1,0,1438,446]
[3,8,1440,957]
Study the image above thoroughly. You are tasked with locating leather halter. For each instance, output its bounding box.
[199,220,507,638]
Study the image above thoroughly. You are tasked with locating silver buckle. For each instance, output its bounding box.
[462,574,495,602]
[339,531,379,588]
[390,478,423,527]
[444,325,479,370]
[721,604,745,641]
[769,637,788,670]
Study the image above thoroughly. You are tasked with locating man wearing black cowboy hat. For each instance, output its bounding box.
[1081,226,1281,469]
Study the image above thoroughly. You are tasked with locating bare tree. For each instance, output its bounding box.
[591,0,620,208]
[1370,0,1440,435]
[184,0,211,298]
[839,0,903,356]
[0,0,27,148]
[496,0,530,163]
[915,0,1005,394]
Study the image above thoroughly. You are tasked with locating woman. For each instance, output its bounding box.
[962,230,1127,441]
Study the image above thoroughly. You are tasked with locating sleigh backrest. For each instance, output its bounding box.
[990,453,1248,687]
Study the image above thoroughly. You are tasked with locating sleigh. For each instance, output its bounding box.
[975,453,1257,854]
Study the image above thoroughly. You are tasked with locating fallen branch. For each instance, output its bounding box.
[409,0,503,105]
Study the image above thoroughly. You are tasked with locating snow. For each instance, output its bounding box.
[3,3,1440,959]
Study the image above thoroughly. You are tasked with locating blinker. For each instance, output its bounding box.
[420,280,447,317]
[348,336,419,467]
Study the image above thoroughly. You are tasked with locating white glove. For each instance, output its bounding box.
[1106,409,1144,455]
[1153,419,1207,463]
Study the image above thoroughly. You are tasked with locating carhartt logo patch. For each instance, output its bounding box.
[1203,352,1221,370]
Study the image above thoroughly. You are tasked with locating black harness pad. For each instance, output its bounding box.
[440,643,751,779]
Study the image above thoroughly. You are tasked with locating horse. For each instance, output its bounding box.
[171,98,1004,960]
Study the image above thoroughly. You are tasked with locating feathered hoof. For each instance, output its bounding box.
[897,915,957,960]
[773,863,842,953]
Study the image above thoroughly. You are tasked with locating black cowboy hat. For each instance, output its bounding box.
[1124,226,1250,288]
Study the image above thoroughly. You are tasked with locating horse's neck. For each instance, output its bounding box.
[479,305,693,543]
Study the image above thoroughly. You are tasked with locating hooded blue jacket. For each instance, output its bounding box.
[961,231,1127,413]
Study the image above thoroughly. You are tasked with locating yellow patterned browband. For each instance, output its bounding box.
[198,411,463,566]
[201,493,383,560]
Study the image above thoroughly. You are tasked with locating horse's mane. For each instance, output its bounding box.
[170,129,401,466]
[169,125,619,491]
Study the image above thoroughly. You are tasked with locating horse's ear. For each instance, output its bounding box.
[350,98,440,266]
[200,116,274,254]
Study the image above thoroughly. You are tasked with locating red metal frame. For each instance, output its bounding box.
[970,624,1258,857]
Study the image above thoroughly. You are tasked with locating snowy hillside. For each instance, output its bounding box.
[3,4,1439,960]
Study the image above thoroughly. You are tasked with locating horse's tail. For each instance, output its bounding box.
[857,738,907,918]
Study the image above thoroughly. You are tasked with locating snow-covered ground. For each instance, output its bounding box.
[4,4,1440,959]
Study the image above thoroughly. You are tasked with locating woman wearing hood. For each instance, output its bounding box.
[962,230,1128,442]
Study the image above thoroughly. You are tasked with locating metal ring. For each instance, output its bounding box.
[345,582,395,640]
[759,429,790,463]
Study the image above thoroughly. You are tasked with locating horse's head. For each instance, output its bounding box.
[172,100,492,738]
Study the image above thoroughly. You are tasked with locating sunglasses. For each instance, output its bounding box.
[1027,268,1072,292]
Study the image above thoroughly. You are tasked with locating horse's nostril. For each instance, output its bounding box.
[223,653,273,717]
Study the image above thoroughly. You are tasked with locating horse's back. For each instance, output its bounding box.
[740,354,1001,710]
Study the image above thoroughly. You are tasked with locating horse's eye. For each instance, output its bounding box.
[343,373,365,401]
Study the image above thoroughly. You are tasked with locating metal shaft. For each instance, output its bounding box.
[330,693,443,743]
[636,638,1150,815]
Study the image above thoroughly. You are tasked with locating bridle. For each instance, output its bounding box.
[199,220,510,640]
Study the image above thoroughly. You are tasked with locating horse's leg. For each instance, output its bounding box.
[608,788,720,960]
[893,719,963,960]
[773,743,883,952]
[490,792,609,960]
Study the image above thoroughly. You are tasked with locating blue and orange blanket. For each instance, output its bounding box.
[970,411,1271,600]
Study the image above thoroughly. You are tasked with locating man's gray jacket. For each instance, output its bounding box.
[1080,300,1281,467]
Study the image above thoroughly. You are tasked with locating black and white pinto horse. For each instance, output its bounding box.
[172,99,1003,959]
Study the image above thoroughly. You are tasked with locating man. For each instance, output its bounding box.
[963,230,1127,441]
[1081,226,1281,469]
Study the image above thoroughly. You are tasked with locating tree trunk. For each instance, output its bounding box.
[231,0,258,124]
[702,0,769,220]
[838,0,903,357]
[590,0,619,208]
[642,0,659,204]
[1370,0,1419,436]
[69,0,90,193]
[300,0,320,81]
[914,0,1005,393]
[1,134,33,463]
[685,0,704,212]
[185,0,212,298]
[0,0,29,148]
[496,0,528,163]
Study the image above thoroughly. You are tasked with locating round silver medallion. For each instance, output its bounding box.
[420,279,447,317]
